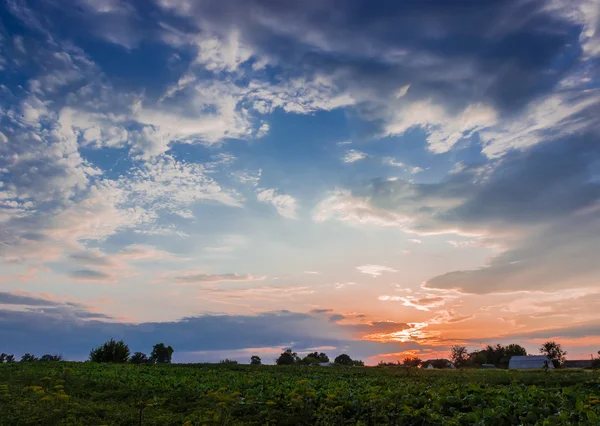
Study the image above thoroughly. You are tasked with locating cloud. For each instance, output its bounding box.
[256,188,297,219]
[356,264,397,277]
[69,269,115,282]
[342,149,367,163]
[175,273,265,284]
[0,291,111,320]
[408,239,421,244]
[377,295,453,312]
[0,307,424,362]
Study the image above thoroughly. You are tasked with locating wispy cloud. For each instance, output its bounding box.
[356,264,397,277]
[342,149,367,163]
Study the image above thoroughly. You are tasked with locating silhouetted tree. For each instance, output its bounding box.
[130,352,149,364]
[450,345,469,367]
[299,352,329,365]
[539,341,566,368]
[20,353,38,362]
[250,355,262,365]
[334,354,353,366]
[0,353,15,363]
[220,359,238,365]
[89,339,130,363]
[352,359,365,366]
[402,356,422,367]
[150,343,174,364]
[40,354,62,362]
[276,349,298,365]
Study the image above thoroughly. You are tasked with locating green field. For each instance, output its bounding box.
[1,363,600,425]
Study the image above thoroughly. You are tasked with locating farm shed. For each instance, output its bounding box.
[422,359,455,369]
[508,356,554,369]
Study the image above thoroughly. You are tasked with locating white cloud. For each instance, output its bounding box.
[479,91,600,158]
[256,188,297,219]
[313,190,410,228]
[383,157,404,168]
[342,149,367,163]
[117,155,244,217]
[408,239,422,244]
[384,101,497,154]
[356,264,397,277]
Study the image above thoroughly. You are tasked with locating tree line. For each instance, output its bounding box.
[274,349,364,366]
[376,341,576,369]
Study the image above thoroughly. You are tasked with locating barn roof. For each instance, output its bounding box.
[508,355,553,369]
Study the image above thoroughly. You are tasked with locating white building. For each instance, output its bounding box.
[508,355,554,369]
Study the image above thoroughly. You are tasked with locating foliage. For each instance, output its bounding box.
[450,345,469,367]
[540,341,567,368]
[130,352,150,364]
[220,359,239,365]
[402,356,422,367]
[39,354,63,362]
[0,353,15,363]
[2,362,600,425]
[333,354,353,366]
[89,339,130,363]
[299,352,330,365]
[20,353,38,362]
[250,356,261,365]
[469,344,528,368]
[276,349,298,365]
[423,359,454,369]
[150,343,174,364]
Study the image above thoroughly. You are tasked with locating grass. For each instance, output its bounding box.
[1,362,600,425]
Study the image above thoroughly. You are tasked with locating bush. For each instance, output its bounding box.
[89,339,130,363]
[39,354,62,362]
[129,352,149,364]
[20,353,38,362]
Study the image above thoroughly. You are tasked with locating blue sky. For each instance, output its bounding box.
[1,0,600,363]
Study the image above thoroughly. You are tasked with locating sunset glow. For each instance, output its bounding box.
[1,0,600,364]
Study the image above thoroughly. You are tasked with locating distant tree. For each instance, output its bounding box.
[352,359,365,367]
[40,354,62,362]
[378,360,401,367]
[89,339,130,363]
[450,346,469,367]
[150,343,174,364]
[402,356,422,367]
[0,353,15,363]
[276,349,297,365]
[539,341,566,368]
[220,359,239,365]
[250,355,262,365]
[130,352,149,364]
[468,350,487,366]
[20,353,38,362]
[423,359,453,369]
[593,351,600,369]
[334,354,353,366]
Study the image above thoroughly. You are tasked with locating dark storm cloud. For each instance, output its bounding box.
[0,308,420,361]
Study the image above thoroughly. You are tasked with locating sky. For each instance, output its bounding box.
[1,0,600,364]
